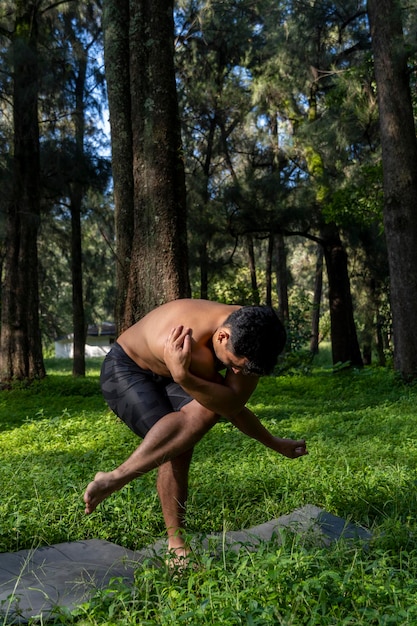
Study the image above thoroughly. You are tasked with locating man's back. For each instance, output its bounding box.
[117,299,240,378]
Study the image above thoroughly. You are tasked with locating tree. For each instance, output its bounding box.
[320,223,363,366]
[246,0,374,365]
[367,0,417,379]
[31,0,110,370]
[0,1,45,382]
[309,243,323,354]
[176,0,268,301]
[61,4,105,376]
[102,0,134,333]
[103,0,190,333]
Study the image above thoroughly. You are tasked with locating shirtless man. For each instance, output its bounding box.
[84,299,307,559]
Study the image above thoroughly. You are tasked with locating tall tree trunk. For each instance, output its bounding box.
[127,0,190,322]
[275,233,289,327]
[71,39,87,377]
[103,0,134,334]
[305,85,361,367]
[310,243,323,354]
[0,1,45,383]
[321,224,363,367]
[104,0,190,329]
[71,190,85,375]
[246,235,259,305]
[265,234,274,307]
[198,116,217,300]
[376,308,387,367]
[368,0,417,380]
[199,240,209,300]
[361,277,374,366]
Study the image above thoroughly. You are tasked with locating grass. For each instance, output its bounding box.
[2,355,417,623]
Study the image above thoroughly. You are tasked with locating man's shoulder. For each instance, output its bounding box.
[181,299,241,315]
[164,298,239,308]
[157,298,239,319]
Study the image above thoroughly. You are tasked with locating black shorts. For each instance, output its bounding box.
[100,342,193,438]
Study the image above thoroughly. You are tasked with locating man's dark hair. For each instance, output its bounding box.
[223,306,286,376]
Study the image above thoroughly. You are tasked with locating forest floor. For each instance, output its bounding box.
[1,354,417,624]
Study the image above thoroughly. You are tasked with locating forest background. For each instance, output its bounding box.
[1,0,417,382]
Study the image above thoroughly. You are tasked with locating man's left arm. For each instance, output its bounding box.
[164,326,308,458]
[230,406,308,459]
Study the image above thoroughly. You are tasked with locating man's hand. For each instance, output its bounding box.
[164,325,192,383]
[272,437,308,459]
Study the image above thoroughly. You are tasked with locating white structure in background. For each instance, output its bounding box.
[54,322,116,358]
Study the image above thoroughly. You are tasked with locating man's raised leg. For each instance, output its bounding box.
[83,402,218,514]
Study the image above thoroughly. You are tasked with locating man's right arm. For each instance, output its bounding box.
[164,325,257,418]
[177,367,258,418]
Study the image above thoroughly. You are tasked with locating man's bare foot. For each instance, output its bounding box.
[165,545,192,571]
[83,471,120,514]
[274,437,308,459]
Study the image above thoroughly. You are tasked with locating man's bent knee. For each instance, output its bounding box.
[180,401,219,424]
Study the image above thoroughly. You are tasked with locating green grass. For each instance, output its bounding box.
[2,358,417,624]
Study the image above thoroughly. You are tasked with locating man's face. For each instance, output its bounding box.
[214,329,248,374]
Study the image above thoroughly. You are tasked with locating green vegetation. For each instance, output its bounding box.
[2,358,417,624]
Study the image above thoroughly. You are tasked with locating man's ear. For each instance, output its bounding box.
[217,328,230,343]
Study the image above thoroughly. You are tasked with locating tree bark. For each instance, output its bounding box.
[104,0,190,330]
[128,0,190,322]
[361,277,374,366]
[310,243,323,354]
[265,234,274,307]
[275,233,289,327]
[321,224,363,367]
[376,309,387,367]
[70,37,87,377]
[197,115,217,300]
[246,235,259,305]
[367,0,417,379]
[71,189,86,376]
[0,1,45,382]
[199,240,209,300]
[103,0,134,334]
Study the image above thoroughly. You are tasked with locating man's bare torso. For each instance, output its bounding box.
[117,299,240,380]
